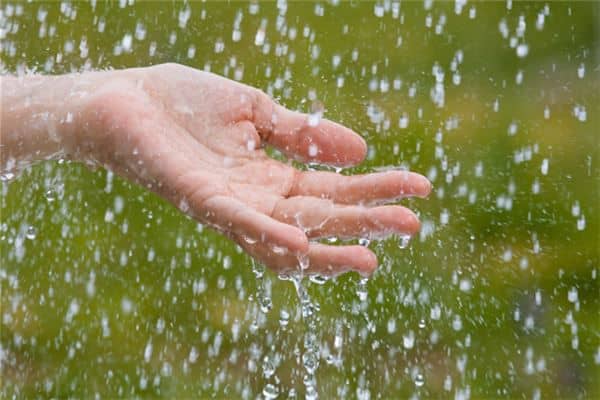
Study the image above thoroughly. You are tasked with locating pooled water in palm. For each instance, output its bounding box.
[1,2,598,399]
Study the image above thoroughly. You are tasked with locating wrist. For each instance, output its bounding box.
[0,72,109,172]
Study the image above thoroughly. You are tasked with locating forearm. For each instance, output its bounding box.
[0,73,97,173]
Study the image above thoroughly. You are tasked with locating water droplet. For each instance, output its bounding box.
[259,296,272,313]
[576,215,586,231]
[415,373,425,387]
[308,101,325,126]
[440,209,449,225]
[516,43,529,58]
[0,172,15,182]
[25,225,37,240]
[541,158,549,175]
[398,235,411,249]
[308,143,318,157]
[568,287,578,303]
[399,114,409,129]
[262,356,275,378]
[356,278,369,301]
[418,319,426,329]
[516,70,524,85]
[255,23,266,46]
[279,309,290,327]
[544,106,550,119]
[309,274,329,285]
[459,279,472,292]
[573,105,587,122]
[262,383,279,399]
[143,341,153,363]
[243,235,257,245]
[403,331,415,349]
[302,351,319,375]
[577,63,585,79]
[571,201,580,217]
[358,238,371,247]
[298,254,310,271]
[271,245,286,255]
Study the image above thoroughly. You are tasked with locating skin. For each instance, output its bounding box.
[0,63,431,277]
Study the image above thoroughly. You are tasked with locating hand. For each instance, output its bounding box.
[4,63,432,277]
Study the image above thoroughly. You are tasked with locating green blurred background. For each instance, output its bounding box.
[1,1,598,398]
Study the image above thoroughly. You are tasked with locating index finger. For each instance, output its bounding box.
[251,90,367,167]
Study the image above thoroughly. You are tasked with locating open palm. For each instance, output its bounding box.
[76,63,431,276]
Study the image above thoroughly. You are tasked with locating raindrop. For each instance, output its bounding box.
[262,383,279,399]
[536,12,545,30]
[515,70,524,85]
[25,225,37,240]
[262,356,275,378]
[210,39,225,56]
[303,351,319,375]
[308,101,324,127]
[452,315,463,331]
[399,114,409,129]
[577,63,585,79]
[571,201,580,217]
[568,287,578,303]
[540,158,549,175]
[387,318,396,334]
[0,172,15,182]
[255,20,267,46]
[576,216,586,231]
[356,278,369,301]
[403,331,415,349]
[358,238,371,247]
[573,105,587,122]
[459,279,472,292]
[259,296,273,313]
[309,274,329,285]
[415,373,425,387]
[469,6,476,19]
[279,310,290,327]
[398,235,411,249]
[516,43,529,58]
[440,209,449,225]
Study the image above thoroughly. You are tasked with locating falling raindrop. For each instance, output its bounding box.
[279,309,290,327]
[262,383,279,399]
[414,373,425,387]
[358,238,371,247]
[356,278,369,301]
[516,43,529,58]
[25,225,37,240]
[308,101,324,127]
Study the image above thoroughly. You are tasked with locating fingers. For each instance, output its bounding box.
[201,195,308,254]
[236,236,378,277]
[289,169,432,205]
[308,243,377,277]
[251,90,367,167]
[271,197,421,239]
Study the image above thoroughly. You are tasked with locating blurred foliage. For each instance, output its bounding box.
[1,1,598,399]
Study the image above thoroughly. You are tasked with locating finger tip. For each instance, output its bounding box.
[357,134,368,158]
[336,128,367,166]
[289,227,309,254]
[355,247,378,277]
[419,177,433,198]
[407,210,421,234]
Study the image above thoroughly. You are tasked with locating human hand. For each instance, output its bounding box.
[6,63,432,277]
